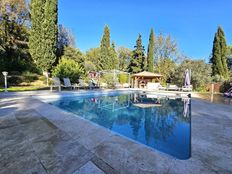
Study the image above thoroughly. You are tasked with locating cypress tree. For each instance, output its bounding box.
[29,0,58,72]
[147,28,155,72]
[29,0,46,69]
[41,0,58,71]
[99,25,111,70]
[211,26,228,78]
[108,42,119,69]
[128,34,146,73]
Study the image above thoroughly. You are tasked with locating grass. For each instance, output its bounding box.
[0,86,49,92]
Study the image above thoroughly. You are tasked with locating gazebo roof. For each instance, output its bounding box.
[132,71,163,77]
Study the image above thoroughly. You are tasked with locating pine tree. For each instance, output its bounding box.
[147,28,155,72]
[211,26,228,78]
[29,0,58,72]
[128,34,146,73]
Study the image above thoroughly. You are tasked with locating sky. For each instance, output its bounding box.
[58,0,232,60]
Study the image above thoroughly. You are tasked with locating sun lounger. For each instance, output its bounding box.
[50,77,61,91]
[63,78,77,90]
[77,79,88,89]
[182,85,192,92]
[167,84,180,91]
[224,87,232,97]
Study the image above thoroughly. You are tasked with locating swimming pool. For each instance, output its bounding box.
[48,92,191,159]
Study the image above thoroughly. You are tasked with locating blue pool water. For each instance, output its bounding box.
[50,92,191,159]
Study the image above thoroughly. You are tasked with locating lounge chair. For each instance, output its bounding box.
[147,82,159,90]
[88,79,99,89]
[63,78,77,90]
[50,77,61,91]
[167,84,180,91]
[122,83,130,88]
[224,87,232,97]
[182,85,192,92]
[100,83,107,89]
[77,79,88,89]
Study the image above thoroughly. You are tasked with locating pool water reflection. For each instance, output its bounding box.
[51,93,191,159]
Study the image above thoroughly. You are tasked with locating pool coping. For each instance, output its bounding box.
[1,89,232,173]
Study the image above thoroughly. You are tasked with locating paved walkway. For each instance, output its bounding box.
[0,94,232,174]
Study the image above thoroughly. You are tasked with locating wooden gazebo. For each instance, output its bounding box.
[131,71,162,88]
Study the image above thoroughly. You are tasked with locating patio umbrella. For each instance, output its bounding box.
[184,69,191,87]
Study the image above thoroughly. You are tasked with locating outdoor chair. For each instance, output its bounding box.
[77,79,88,89]
[147,82,161,90]
[122,83,130,88]
[182,85,193,92]
[224,87,232,97]
[166,84,180,91]
[50,77,61,91]
[63,78,77,90]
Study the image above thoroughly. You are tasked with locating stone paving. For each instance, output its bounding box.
[0,93,232,174]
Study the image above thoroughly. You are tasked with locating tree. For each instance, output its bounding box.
[153,33,178,82]
[128,34,146,73]
[52,58,84,83]
[29,0,46,71]
[0,0,35,73]
[99,25,110,70]
[62,46,85,69]
[226,46,232,71]
[57,24,75,59]
[172,59,212,90]
[147,28,155,72]
[117,47,132,71]
[29,0,58,72]
[108,42,119,69]
[85,48,101,71]
[41,0,58,71]
[211,26,228,78]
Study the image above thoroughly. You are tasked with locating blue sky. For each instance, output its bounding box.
[58,0,232,60]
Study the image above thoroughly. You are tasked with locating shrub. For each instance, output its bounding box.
[8,76,23,86]
[119,74,128,83]
[100,73,115,87]
[220,80,232,93]
[52,58,84,83]
[22,71,39,83]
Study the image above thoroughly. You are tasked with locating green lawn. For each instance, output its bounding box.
[0,86,49,92]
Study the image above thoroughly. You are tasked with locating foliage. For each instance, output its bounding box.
[227,46,232,71]
[147,28,155,72]
[57,24,75,58]
[117,47,132,71]
[29,0,58,71]
[52,58,84,82]
[211,74,226,82]
[220,80,232,93]
[62,46,85,68]
[99,25,110,70]
[100,73,115,87]
[118,74,128,83]
[0,86,48,92]
[154,33,177,73]
[85,48,100,70]
[128,34,146,73]
[108,42,119,69]
[98,25,119,70]
[172,59,212,90]
[157,58,176,83]
[0,0,37,73]
[29,0,45,70]
[211,26,228,78]
[21,71,39,83]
